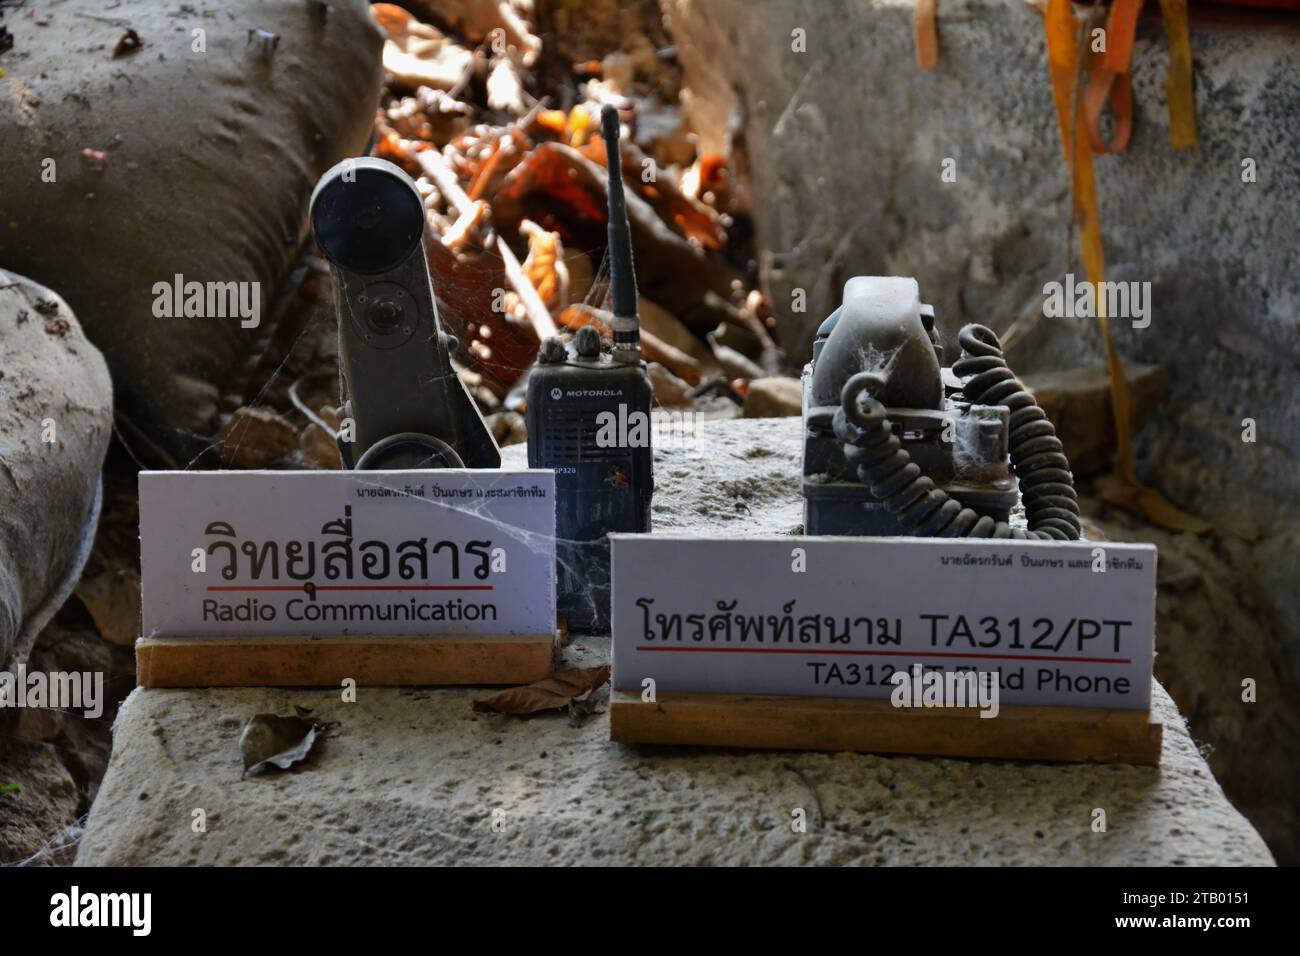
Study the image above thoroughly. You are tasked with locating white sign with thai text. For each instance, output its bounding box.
[611,535,1156,710]
[140,470,555,638]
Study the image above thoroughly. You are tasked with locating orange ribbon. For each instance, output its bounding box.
[1084,0,1144,154]
[1159,0,1198,150]
[1044,0,1209,531]
[1046,0,1133,484]
[915,0,939,70]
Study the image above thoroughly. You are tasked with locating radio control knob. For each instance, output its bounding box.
[574,325,602,359]
[539,336,568,364]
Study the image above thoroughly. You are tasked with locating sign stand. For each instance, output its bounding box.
[609,535,1163,766]
[609,690,1162,765]
[136,633,555,688]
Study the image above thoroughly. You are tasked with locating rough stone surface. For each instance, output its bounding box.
[1023,363,1167,477]
[72,661,1271,867]
[0,614,137,865]
[0,741,81,866]
[216,407,299,468]
[77,419,1272,866]
[743,376,803,418]
[1082,504,1300,863]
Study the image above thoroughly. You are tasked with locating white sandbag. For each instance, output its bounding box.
[0,0,383,461]
[0,271,113,666]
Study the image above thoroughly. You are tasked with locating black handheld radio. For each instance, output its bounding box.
[525,105,654,633]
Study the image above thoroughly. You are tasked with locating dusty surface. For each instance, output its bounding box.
[0,741,81,866]
[72,659,1270,867]
[1083,503,1300,862]
[0,613,137,865]
[76,419,1273,865]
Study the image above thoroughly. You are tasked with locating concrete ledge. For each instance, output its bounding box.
[75,642,1270,866]
[77,419,1272,865]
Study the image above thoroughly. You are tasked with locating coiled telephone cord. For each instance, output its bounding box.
[832,324,1081,540]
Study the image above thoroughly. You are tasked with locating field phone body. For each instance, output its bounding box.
[802,276,1080,541]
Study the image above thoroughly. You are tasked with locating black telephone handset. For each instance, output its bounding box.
[309,157,501,472]
[801,277,1080,540]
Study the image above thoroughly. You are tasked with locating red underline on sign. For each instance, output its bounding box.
[206,585,495,592]
[633,647,1130,665]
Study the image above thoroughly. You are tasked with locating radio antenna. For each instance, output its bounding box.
[601,104,640,362]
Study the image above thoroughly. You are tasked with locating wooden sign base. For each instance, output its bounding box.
[136,633,555,688]
[609,690,1162,765]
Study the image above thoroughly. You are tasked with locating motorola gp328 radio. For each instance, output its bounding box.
[526,105,654,633]
[310,157,500,471]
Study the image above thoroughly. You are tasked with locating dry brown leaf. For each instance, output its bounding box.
[466,138,505,200]
[472,665,610,716]
[300,421,343,469]
[407,0,541,67]
[556,303,611,338]
[566,107,597,148]
[216,406,298,468]
[372,3,474,92]
[531,109,568,138]
[374,124,422,177]
[239,714,321,778]
[517,219,565,309]
[492,143,741,332]
[580,139,726,251]
[486,56,527,115]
